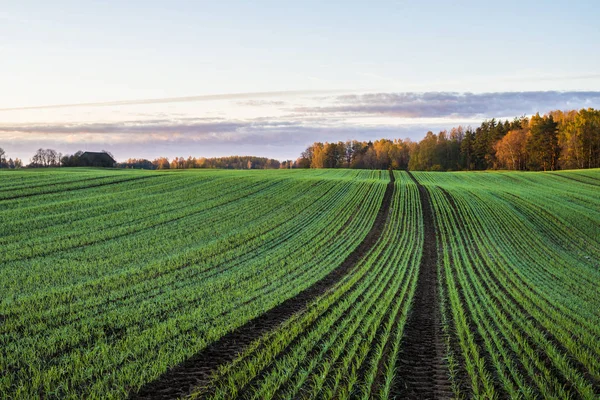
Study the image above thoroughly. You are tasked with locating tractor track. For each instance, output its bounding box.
[132,170,395,400]
[393,172,451,399]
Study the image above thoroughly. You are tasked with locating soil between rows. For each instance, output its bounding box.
[132,171,395,399]
[394,172,452,399]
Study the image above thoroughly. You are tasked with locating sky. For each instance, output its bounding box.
[1,0,600,162]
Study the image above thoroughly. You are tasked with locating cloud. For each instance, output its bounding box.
[2,122,439,163]
[0,115,441,150]
[235,100,287,107]
[3,90,599,161]
[297,91,600,118]
[0,119,245,135]
[4,90,599,149]
[0,90,341,112]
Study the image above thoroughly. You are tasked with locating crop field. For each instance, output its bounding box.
[414,170,600,399]
[1,168,599,399]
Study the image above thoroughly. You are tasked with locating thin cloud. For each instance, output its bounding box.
[0,118,313,144]
[297,91,600,118]
[235,100,287,107]
[0,116,438,147]
[0,120,245,135]
[0,90,344,112]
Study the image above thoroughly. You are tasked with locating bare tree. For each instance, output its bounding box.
[30,148,60,167]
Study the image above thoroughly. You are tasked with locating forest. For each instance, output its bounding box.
[297,108,600,171]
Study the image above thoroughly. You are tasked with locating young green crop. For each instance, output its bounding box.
[189,171,423,400]
[1,167,598,399]
[414,169,600,399]
[0,168,388,399]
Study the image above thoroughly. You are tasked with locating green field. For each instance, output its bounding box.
[416,170,600,399]
[1,168,598,399]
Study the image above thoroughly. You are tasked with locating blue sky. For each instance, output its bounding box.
[1,1,599,161]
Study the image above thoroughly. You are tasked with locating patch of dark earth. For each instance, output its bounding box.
[392,172,452,400]
[131,170,396,400]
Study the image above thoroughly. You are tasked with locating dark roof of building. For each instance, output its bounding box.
[80,152,116,165]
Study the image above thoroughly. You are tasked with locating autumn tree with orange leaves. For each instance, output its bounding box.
[494,129,528,170]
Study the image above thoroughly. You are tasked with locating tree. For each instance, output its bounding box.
[556,110,583,169]
[343,141,353,167]
[310,142,326,168]
[373,139,392,169]
[362,145,377,169]
[445,126,463,170]
[527,113,559,171]
[152,157,170,169]
[566,108,600,169]
[408,131,440,170]
[185,156,196,169]
[169,157,185,169]
[390,139,410,169]
[61,151,84,167]
[322,142,343,168]
[349,140,368,168]
[460,128,475,170]
[30,148,60,167]
[0,148,6,168]
[494,129,527,170]
[295,156,310,168]
[117,158,155,169]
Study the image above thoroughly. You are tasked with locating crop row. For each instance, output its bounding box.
[3,167,597,399]
[188,171,422,400]
[415,169,600,399]
[0,168,388,399]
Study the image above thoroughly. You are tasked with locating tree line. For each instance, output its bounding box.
[0,149,287,170]
[296,108,600,171]
[0,148,112,168]
[0,147,23,169]
[119,155,289,170]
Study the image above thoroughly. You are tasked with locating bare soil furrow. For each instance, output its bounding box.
[394,172,451,399]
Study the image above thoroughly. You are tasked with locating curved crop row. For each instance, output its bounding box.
[414,169,600,399]
[0,169,387,399]
[187,171,423,400]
